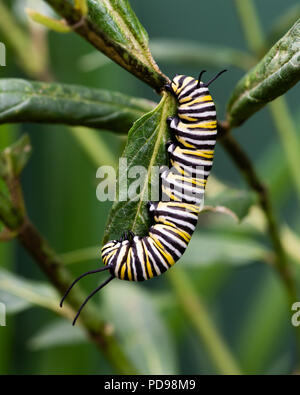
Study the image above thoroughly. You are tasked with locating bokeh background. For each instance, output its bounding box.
[0,0,299,374]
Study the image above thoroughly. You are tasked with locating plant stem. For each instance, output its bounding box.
[167,268,242,375]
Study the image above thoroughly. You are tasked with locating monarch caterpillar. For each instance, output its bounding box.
[60,70,227,325]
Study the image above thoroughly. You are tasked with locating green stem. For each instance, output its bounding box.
[167,268,242,375]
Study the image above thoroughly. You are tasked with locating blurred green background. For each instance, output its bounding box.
[0,0,299,375]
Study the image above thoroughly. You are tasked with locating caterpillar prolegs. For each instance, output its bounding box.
[61,70,226,325]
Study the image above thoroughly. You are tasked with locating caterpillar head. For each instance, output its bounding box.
[166,70,227,97]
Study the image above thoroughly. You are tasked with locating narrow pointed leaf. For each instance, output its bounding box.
[0,79,155,133]
[227,19,300,127]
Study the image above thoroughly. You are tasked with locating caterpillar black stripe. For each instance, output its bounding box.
[61,70,227,325]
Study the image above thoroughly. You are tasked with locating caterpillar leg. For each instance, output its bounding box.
[165,140,173,151]
[119,230,135,242]
[165,83,172,93]
[166,116,173,126]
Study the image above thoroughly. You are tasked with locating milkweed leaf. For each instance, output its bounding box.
[0,79,155,133]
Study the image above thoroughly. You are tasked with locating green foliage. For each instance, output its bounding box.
[0,79,154,133]
[0,0,299,376]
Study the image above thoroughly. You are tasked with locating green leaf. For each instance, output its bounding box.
[0,79,155,134]
[27,319,86,351]
[227,19,300,127]
[150,39,256,71]
[44,0,167,90]
[102,281,177,374]
[103,92,176,242]
[181,232,270,267]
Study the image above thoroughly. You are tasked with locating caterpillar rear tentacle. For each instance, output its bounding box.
[60,70,227,325]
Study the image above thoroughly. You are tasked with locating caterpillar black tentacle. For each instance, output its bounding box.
[60,70,226,324]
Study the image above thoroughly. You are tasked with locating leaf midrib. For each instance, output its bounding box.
[0,88,151,116]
